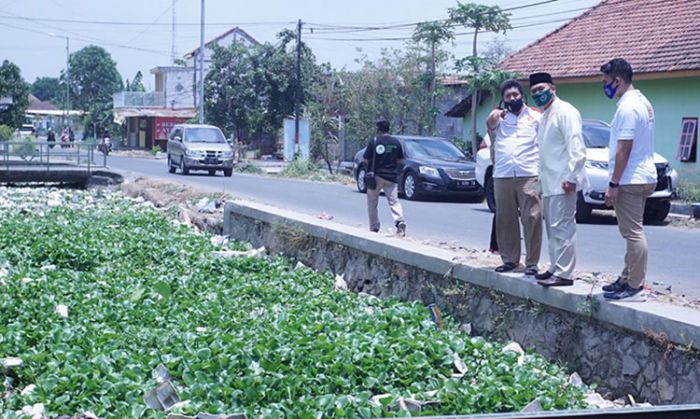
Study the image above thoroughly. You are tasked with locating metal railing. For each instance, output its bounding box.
[0,140,108,172]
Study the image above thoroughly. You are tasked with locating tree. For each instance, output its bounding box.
[31,76,62,103]
[449,2,511,157]
[65,45,123,129]
[412,21,454,133]
[204,30,320,143]
[482,36,514,67]
[0,60,30,128]
[125,71,145,92]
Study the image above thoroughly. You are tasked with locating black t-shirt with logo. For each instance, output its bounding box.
[363,135,404,183]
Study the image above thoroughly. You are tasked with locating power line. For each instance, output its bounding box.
[0,12,293,27]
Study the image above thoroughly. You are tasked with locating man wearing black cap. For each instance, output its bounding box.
[528,72,587,287]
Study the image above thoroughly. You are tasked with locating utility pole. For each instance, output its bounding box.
[50,33,70,128]
[294,19,302,155]
[171,0,177,64]
[198,0,205,123]
[65,36,70,128]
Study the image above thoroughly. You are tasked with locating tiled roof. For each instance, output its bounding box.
[499,0,700,80]
[27,94,59,111]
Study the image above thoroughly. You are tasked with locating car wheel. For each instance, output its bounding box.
[168,155,176,173]
[485,175,496,213]
[223,168,233,177]
[356,166,367,193]
[644,200,670,224]
[403,172,422,200]
[208,169,216,176]
[575,191,593,223]
[180,158,190,175]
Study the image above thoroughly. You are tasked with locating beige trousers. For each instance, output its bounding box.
[615,183,656,288]
[543,193,577,280]
[494,176,543,267]
[367,176,404,231]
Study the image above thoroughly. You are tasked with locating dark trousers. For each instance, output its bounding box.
[489,214,498,252]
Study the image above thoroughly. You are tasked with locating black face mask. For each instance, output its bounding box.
[505,98,524,113]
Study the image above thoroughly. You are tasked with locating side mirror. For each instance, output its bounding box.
[173,136,182,142]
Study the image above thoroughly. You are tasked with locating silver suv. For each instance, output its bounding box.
[167,124,234,177]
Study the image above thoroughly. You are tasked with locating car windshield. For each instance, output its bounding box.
[404,139,467,161]
[185,127,225,143]
[582,123,610,148]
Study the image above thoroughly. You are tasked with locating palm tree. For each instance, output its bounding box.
[412,21,454,133]
[449,2,511,157]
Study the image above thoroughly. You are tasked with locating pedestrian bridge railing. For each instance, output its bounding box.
[0,140,108,172]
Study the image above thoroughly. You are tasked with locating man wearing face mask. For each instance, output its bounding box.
[599,58,656,301]
[528,72,587,287]
[486,79,543,276]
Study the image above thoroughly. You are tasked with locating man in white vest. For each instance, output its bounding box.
[528,72,587,287]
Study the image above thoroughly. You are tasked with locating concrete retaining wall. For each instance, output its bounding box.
[223,200,700,405]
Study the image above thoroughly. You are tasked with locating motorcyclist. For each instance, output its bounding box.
[47,128,56,148]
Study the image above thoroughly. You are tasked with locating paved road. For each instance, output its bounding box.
[108,156,700,300]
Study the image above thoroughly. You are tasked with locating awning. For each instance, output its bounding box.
[112,107,196,123]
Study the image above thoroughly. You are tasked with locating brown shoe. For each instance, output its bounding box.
[534,271,553,280]
[537,276,573,287]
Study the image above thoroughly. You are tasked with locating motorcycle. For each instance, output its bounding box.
[98,136,112,155]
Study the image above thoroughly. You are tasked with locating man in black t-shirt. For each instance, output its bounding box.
[362,120,406,236]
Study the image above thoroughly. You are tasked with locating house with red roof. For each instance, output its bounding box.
[451,0,700,181]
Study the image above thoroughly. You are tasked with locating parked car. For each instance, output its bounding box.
[18,124,35,137]
[475,119,678,223]
[166,124,234,177]
[353,135,484,201]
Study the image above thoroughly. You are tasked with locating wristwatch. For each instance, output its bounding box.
[609,181,619,188]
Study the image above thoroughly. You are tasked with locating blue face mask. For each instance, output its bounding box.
[603,80,619,99]
[532,88,553,107]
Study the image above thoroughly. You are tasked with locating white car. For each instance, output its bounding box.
[475,119,678,223]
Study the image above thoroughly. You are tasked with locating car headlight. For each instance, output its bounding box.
[186,149,205,157]
[586,160,608,170]
[221,150,233,158]
[419,166,440,177]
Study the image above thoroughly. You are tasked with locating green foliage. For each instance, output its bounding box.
[234,162,263,174]
[65,45,123,129]
[31,76,63,104]
[204,32,319,142]
[678,181,700,203]
[449,2,512,157]
[279,158,320,177]
[12,136,36,161]
[448,3,512,36]
[0,60,30,128]
[0,188,587,417]
[412,21,455,46]
[0,124,13,142]
[125,71,146,92]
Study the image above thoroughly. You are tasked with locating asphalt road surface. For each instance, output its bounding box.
[108,156,700,300]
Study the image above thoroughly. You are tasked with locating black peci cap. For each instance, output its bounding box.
[528,72,554,86]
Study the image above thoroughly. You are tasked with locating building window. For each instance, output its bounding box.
[677,117,698,163]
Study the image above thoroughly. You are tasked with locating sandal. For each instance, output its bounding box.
[495,262,517,273]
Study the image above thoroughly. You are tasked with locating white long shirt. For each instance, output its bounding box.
[609,89,657,185]
[493,106,541,178]
[537,97,588,197]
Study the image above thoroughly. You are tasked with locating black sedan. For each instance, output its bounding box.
[352,136,484,201]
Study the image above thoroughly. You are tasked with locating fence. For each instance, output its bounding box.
[0,140,108,172]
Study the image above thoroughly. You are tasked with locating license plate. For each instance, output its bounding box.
[458,180,474,187]
[204,158,220,164]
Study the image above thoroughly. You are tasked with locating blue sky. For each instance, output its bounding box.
[0,0,600,87]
